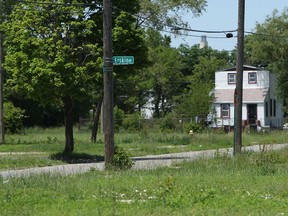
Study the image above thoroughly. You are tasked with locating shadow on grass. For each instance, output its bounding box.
[49,152,104,164]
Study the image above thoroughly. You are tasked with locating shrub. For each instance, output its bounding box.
[111,145,134,170]
[4,102,25,134]
[122,112,143,131]
[159,113,177,132]
[185,121,205,134]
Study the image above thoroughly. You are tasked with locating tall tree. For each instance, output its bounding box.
[141,30,184,118]
[178,44,232,77]
[112,11,149,114]
[245,8,288,112]
[3,0,149,148]
[3,1,102,153]
[192,56,228,83]
[174,82,213,119]
[174,45,231,119]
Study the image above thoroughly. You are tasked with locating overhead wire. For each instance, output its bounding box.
[244,31,288,39]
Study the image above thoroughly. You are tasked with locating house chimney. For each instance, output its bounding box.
[200,35,208,49]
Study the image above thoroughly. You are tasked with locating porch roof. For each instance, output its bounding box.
[213,88,269,103]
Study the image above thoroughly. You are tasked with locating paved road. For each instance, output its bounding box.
[0,143,287,179]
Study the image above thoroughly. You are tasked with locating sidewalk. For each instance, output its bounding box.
[1,143,288,179]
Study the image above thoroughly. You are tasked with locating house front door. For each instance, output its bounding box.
[247,104,257,125]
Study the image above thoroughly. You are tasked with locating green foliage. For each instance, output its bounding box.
[192,56,227,83]
[114,106,125,132]
[174,81,213,118]
[178,44,233,77]
[139,0,206,31]
[114,108,144,132]
[2,148,288,215]
[4,102,25,134]
[251,148,286,175]
[185,121,206,134]
[122,112,143,131]
[158,176,177,206]
[158,113,177,132]
[173,45,232,120]
[3,2,102,106]
[2,127,288,171]
[111,145,134,170]
[245,8,288,110]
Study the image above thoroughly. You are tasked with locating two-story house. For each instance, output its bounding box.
[210,65,284,130]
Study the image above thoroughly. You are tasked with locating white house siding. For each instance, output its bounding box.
[215,69,270,90]
[257,103,265,126]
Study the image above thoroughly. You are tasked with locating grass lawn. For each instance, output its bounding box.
[0,127,288,170]
[1,148,288,215]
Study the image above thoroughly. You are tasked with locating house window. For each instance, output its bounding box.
[221,104,230,118]
[228,73,236,84]
[248,72,257,84]
[273,99,276,117]
[270,99,273,117]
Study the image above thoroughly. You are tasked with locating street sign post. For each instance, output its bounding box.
[113,56,134,65]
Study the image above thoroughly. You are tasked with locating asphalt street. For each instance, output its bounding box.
[0,143,288,179]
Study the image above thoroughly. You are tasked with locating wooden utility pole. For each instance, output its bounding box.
[234,0,245,155]
[0,0,5,144]
[103,0,114,165]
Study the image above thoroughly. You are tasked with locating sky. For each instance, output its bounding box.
[170,1,287,51]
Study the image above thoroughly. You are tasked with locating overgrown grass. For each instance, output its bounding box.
[1,148,288,215]
[0,127,288,170]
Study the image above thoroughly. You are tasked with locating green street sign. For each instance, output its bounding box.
[113,56,134,65]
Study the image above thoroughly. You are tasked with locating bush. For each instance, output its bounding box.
[111,145,134,170]
[159,113,177,132]
[185,121,206,134]
[4,102,25,134]
[122,112,143,131]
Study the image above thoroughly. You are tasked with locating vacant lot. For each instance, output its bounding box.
[0,127,288,170]
[1,147,288,215]
[0,128,288,215]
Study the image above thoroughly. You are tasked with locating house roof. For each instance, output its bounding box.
[216,65,266,72]
[213,88,269,103]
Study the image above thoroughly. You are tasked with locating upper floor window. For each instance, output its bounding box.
[248,72,257,84]
[228,73,236,84]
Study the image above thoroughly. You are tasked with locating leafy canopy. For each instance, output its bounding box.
[245,8,288,110]
[3,0,102,107]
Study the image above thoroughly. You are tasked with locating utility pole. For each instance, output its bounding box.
[234,0,245,155]
[103,0,114,165]
[0,0,5,144]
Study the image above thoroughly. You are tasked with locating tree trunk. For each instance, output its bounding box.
[154,85,162,118]
[64,96,74,153]
[91,95,103,143]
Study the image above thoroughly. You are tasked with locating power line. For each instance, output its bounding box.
[159,28,237,39]
[170,26,237,34]
[245,31,288,38]
[112,5,288,39]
